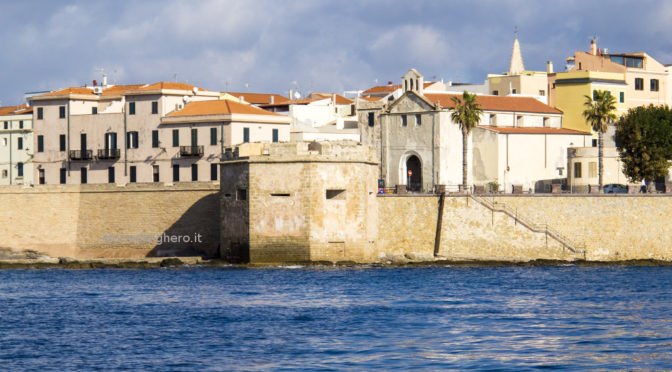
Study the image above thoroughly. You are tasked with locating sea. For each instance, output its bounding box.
[1,265,671,371]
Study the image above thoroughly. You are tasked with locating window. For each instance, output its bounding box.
[415,114,421,126]
[129,102,136,115]
[153,165,159,182]
[237,188,247,201]
[2,138,6,146]
[574,162,582,178]
[651,79,659,92]
[152,130,159,148]
[589,162,597,178]
[37,107,43,120]
[172,129,179,147]
[635,78,644,90]
[401,115,407,127]
[592,139,598,147]
[19,121,23,129]
[489,114,496,125]
[92,107,98,115]
[17,137,23,150]
[190,128,198,147]
[620,92,625,103]
[2,169,7,178]
[578,63,582,70]
[59,106,66,119]
[272,129,279,143]
[492,90,499,96]
[3,121,7,129]
[172,164,179,182]
[543,117,550,127]
[210,163,218,181]
[151,101,158,114]
[210,127,217,145]
[17,162,23,177]
[243,128,250,143]
[368,112,375,127]
[610,56,643,68]
[108,167,115,183]
[512,88,517,94]
[37,135,44,152]
[539,90,546,96]
[80,133,87,151]
[105,132,117,150]
[592,90,598,100]
[80,167,87,184]
[191,164,198,181]
[326,189,346,200]
[127,131,139,149]
[60,134,66,151]
[60,168,66,184]
[129,166,136,183]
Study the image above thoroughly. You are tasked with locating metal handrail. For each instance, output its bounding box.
[471,195,586,257]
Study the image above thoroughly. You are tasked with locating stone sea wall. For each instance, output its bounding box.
[0,183,220,259]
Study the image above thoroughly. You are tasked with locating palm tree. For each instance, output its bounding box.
[451,91,483,192]
[582,90,617,191]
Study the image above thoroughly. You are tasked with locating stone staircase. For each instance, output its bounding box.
[470,195,586,259]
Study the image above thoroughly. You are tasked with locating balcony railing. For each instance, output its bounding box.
[97,148,121,160]
[69,149,93,160]
[180,145,204,157]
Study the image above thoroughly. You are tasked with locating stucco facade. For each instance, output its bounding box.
[0,105,33,185]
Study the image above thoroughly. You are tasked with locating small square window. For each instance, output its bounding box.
[401,115,407,127]
[92,107,98,115]
[651,79,659,92]
[635,78,644,90]
[237,188,247,201]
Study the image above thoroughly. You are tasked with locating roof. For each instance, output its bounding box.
[138,82,210,92]
[166,99,286,117]
[259,98,323,108]
[357,96,382,102]
[479,126,590,135]
[101,84,146,96]
[362,82,435,95]
[0,104,32,116]
[42,87,95,97]
[225,92,290,105]
[311,93,354,104]
[423,93,563,114]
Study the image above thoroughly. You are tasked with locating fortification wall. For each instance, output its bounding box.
[0,183,220,259]
[490,195,672,261]
[378,196,575,262]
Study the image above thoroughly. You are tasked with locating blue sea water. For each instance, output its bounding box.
[1,265,671,371]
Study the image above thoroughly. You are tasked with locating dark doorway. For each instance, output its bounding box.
[406,155,422,192]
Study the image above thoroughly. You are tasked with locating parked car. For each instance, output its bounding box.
[603,184,628,193]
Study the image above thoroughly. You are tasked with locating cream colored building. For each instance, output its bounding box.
[566,147,629,192]
[378,69,591,193]
[0,104,34,185]
[29,81,222,185]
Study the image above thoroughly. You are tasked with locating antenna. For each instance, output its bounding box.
[514,26,519,38]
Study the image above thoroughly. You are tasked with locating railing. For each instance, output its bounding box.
[470,194,586,258]
[97,148,120,159]
[69,149,93,160]
[180,145,204,157]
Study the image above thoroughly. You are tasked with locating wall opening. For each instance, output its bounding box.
[237,188,247,200]
[406,155,422,192]
[326,189,346,200]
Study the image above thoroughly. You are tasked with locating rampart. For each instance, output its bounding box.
[0,183,220,259]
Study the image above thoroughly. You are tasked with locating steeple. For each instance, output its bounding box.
[508,28,525,75]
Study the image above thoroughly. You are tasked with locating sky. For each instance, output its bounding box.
[2,0,672,105]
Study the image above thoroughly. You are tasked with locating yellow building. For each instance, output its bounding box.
[549,71,627,133]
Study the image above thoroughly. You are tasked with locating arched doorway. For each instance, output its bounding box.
[406,155,422,192]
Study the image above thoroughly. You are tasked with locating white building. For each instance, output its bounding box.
[0,104,34,185]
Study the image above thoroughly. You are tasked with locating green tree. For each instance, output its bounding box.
[614,104,672,191]
[582,90,617,190]
[451,91,483,192]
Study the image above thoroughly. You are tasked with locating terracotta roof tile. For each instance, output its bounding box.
[424,93,563,115]
[0,104,32,116]
[166,99,286,117]
[480,126,590,135]
[101,84,145,96]
[311,93,354,104]
[226,92,290,105]
[363,82,435,95]
[259,98,323,107]
[139,82,209,92]
[357,96,382,102]
[41,87,95,97]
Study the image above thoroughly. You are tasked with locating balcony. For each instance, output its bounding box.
[69,149,93,160]
[97,148,121,160]
[180,145,204,157]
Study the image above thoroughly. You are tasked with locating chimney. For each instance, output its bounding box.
[387,81,393,86]
[289,89,293,101]
[239,96,244,103]
[102,74,108,86]
[270,96,274,104]
[590,38,597,55]
[547,61,554,73]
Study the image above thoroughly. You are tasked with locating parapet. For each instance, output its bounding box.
[222,141,378,164]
